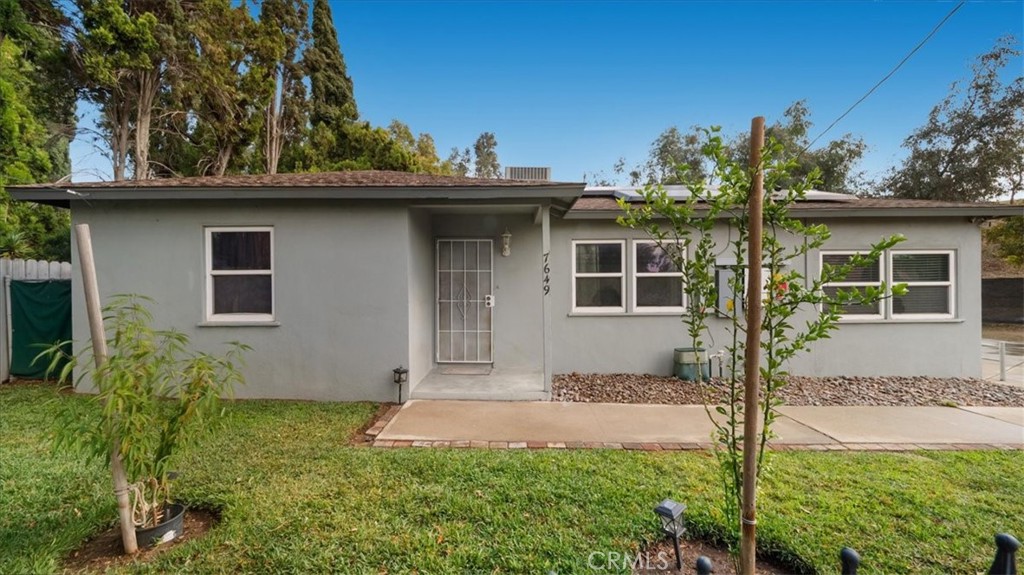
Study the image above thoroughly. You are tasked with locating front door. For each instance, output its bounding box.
[436,239,493,363]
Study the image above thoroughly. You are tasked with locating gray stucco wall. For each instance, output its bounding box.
[550,217,983,378]
[67,197,983,403]
[407,209,434,394]
[71,199,412,401]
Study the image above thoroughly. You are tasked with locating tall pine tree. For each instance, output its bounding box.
[305,0,357,127]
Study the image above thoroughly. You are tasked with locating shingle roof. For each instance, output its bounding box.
[13,170,579,189]
[8,170,586,207]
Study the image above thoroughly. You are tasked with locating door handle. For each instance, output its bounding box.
[484,295,495,308]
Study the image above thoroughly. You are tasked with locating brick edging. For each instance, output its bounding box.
[363,404,402,441]
[371,440,1022,451]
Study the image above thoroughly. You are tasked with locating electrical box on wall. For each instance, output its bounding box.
[715,261,771,317]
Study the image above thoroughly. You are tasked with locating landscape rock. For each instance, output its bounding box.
[551,373,1024,407]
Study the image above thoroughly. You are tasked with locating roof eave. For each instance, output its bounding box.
[9,183,584,206]
[563,206,1024,220]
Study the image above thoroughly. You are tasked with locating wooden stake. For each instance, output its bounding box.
[740,117,765,574]
[75,224,138,554]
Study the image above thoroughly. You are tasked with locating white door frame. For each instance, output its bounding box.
[435,239,494,363]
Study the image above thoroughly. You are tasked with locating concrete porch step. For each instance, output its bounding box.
[409,367,548,401]
[410,389,550,401]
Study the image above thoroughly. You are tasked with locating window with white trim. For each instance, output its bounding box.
[819,249,956,320]
[633,240,685,312]
[572,240,624,312]
[890,250,954,318]
[206,227,274,321]
[820,252,884,319]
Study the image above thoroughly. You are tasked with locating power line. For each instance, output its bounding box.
[802,0,966,153]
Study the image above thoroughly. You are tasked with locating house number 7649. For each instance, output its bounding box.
[542,252,551,295]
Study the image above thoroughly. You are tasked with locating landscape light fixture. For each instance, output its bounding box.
[392,366,408,404]
[654,499,687,570]
[501,228,512,257]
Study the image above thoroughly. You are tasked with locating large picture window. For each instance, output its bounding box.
[890,250,954,318]
[572,240,625,312]
[633,240,684,312]
[206,227,274,321]
[820,252,884,319]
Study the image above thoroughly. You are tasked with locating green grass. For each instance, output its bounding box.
[2,383,1021,574]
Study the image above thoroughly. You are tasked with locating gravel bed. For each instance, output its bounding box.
[551,373,1024,407]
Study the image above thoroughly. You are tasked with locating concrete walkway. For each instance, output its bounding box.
[372,400,1024,451]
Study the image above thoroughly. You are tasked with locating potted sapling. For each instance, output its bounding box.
[43,295,248,548]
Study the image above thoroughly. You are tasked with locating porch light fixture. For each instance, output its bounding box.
[654,499,687,570]
[501,228,512,257]
[392,366,408,403]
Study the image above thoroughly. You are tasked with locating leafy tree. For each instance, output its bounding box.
[641,126,707,185]
[728,101,867,194]
[305,0,357,128]
[883,36,1024,202]
[76,0,161,180]
[304,120,413,172]
[387,119,415,150]
[601,102,867,193]
[0,0,73,261]
[145,88,202,177]
[187,0,267,176]
[387,120,447,174]
[0,38,52,183]
[1,0,76,178]
[414,133,448,174]
[985,216,1024,266]
[446,147,471,177]
[472,132,500,178]
[255,0,308,175]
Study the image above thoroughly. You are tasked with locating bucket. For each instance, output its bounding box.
[134,502,186,547]
[673,347,710,381]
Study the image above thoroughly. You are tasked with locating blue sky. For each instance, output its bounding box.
[69,0,1023,186]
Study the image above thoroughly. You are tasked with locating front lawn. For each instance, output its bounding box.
[1,384,1020,574]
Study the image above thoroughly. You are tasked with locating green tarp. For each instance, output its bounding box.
[10,280,72,378]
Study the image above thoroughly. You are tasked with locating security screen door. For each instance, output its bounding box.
[437,239,493,363]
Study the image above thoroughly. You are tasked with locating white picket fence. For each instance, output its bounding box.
[0,258,73,382]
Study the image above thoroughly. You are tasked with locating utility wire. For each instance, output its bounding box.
[802,0,965,153]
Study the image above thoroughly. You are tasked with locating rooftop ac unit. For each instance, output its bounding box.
[504,167,551,181]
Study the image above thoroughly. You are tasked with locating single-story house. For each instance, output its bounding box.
[10,171,1022,401]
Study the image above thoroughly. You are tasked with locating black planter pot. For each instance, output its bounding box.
[135,503,186,547]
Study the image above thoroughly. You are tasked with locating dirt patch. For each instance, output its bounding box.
[984,323,1024,343]
[63,507,218,573]
[633,538,800,574]
[552,373,1024,407]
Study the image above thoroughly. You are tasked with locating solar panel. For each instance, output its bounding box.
[584,185,858,203]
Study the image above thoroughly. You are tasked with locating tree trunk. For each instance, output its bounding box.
[108,93,131,181]
[213,143,233,176]
[264,79,282,175]
[133,68,160,180]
